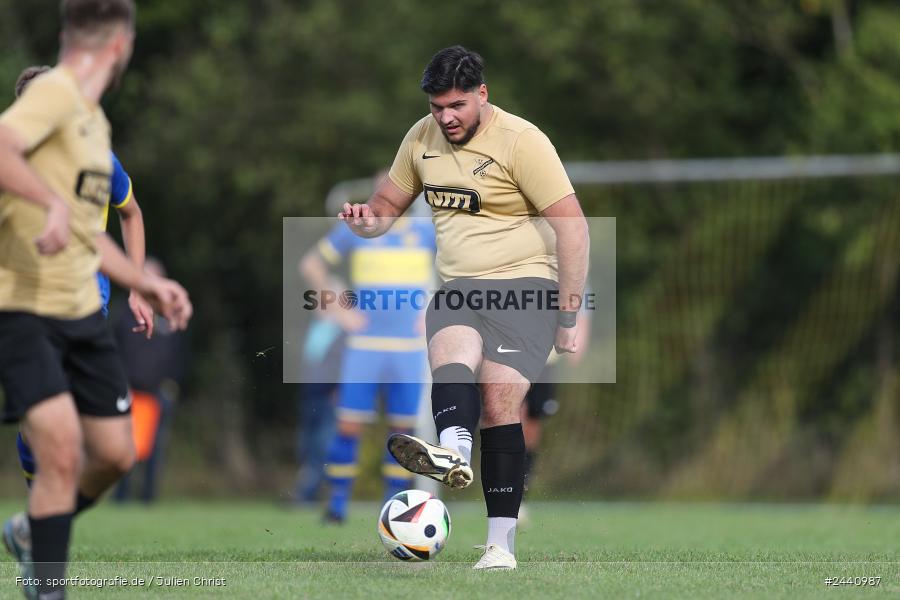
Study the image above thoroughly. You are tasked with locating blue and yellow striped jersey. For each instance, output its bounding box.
[318,218,435,344]
[101,151,133,229]
[97,151,135,315]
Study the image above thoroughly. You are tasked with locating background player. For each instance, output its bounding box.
[301,184,435,522]
[112,257,189,503]
[339,46,589,569]
[0,2,191,598]
[292,308,343,504]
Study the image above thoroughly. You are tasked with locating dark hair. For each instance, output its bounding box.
[61,0,135,40]
[15,65,51,98]
[421,46,485,94]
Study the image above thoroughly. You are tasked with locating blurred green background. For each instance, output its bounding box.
[0,0,898,501]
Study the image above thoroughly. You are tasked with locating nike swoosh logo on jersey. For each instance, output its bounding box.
[497,345,522,354]
[422,153,440,159]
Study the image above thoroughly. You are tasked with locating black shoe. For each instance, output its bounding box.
[321,510,345,525]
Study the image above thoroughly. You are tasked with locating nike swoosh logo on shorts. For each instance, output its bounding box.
[116,395,131,412]
[496,345,522,353]
[422,153,440,159]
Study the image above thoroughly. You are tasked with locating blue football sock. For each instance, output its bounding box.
[16,431,35,489]
[325,433,359,518]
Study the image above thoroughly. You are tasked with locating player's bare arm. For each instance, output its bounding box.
[542,193,589,354]
[0,124,70,254]
[116,196,155,337]
[298,249,367,332]
[95,232,192,331]
[339,176,416,238]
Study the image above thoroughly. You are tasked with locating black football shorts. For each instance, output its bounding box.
[0,310,130,423]
[425,277,559,383]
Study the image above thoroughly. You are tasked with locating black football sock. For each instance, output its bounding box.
[481,424,526,517]
[431,363,480,463]
[74,492,96,516]
[29,512,73,599]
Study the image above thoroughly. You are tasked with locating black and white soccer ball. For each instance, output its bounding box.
[377,489,450,561]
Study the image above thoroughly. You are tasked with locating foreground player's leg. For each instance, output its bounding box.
[21,394,83,599]
[387,327,481,488]
[20,413,156,513]
[7,434,36,598]
[78,415,136,512]
[473,360,529,570]
[433,364,480,464]
[24,416,135,514]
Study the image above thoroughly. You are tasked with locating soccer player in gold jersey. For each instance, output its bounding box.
[340,46,589,569]
[0,2,191,598]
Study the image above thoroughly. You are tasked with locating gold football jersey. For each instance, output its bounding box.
[0,66,110,318]
[389,105,574,282]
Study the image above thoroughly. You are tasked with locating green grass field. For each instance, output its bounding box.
[1,499,898,599]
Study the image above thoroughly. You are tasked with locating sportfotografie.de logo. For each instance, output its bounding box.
[301,289,596,312]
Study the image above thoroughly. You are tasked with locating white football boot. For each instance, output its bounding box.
[3,512,36,599]
[386,433,473,489]
[473,544,517,570]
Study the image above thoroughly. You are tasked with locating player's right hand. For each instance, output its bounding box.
[338,202,378,235]
[554,324,578,355]
[141,275,193,331]
[35,198,70,255]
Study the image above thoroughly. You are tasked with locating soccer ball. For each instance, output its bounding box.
[377,489,451,561]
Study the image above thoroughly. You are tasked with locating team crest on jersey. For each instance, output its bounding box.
[424,184,481,214]
[75,170,111,206]
[473,158,494,178]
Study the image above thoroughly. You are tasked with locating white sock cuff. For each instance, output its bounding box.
[439,426,473,463]
[486,516,517,554]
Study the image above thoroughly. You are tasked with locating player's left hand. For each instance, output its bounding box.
[554,324,578,354]
[140,274,192,331]
[128,289,156,339]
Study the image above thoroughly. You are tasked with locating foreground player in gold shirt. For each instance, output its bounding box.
[0,2,191,598]
[340,46,589,570]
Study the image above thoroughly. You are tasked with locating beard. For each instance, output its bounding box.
[441,113,482,146]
